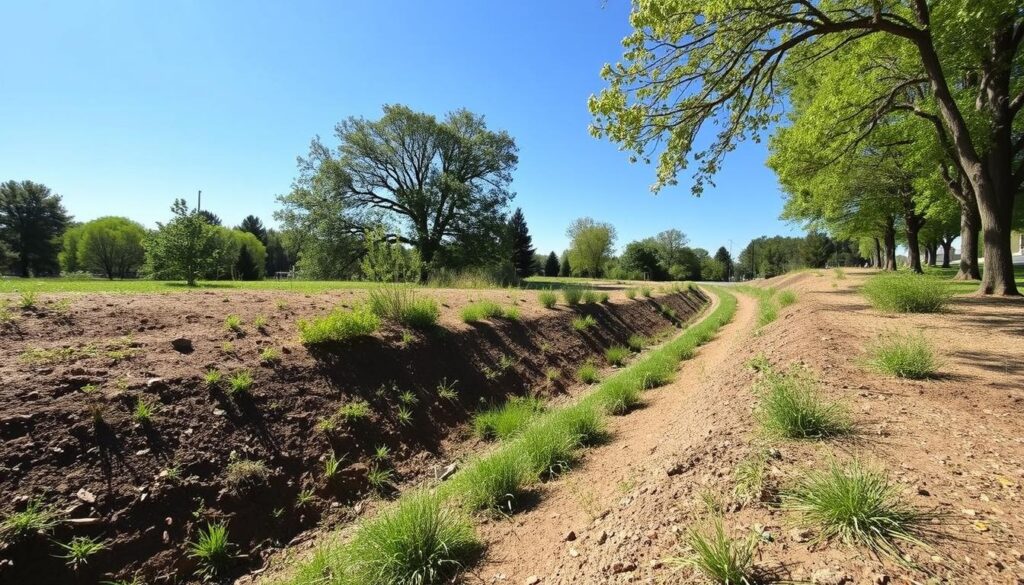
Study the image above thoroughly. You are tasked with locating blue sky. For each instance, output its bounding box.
[0,0,801,257]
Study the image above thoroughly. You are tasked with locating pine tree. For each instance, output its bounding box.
[508,208,536,278]
[559,251,572,277]
[234,245,260,281]
[544,251,560,277]
[238,215,267,244]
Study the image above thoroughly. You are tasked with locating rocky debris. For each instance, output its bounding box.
[439,463,458,481]
[789,527,813,543]
[563,530,576,542]
[608,561,636,574]
[76,488,97,504]
[524,576,541,585]
[170,337,193,353]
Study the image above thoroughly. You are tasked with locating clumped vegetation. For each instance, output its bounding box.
[861,272,952,313]
[447,448,532,512]
[57,536,106,569]
[571,314,597,331]
[781,459,931,560]
[562,286,583,306]
[224,458,270,492]
[576,362,600,384]
[670,518,757,585]
[596,374,643,415]
[224,314,243,333]
[733,451,770,504]
[473,396,545,441]
[604,345,630,366]
[298,305,380,345]
[626,334,646,352]
[0,499,60,540]
[368,285,440,329]
[188,522,233,578]
[538,289,557,309]
[227,370,254,395]
[460,300,504,323]
[865,330,938,379]
[777,289,797,307]
[754,367,851,440]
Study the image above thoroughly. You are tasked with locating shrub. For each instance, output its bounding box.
[225,458,270,492]
[227,370,254,395]
[473,396,545,440]
[597,374,643,415]
[562,286,583,306]
[781,460,931,560]
[0,499,59,540]
[298,305,380,344]
[670,518,757,584]
[576,362,600,384]
[604,345,630,367]
[572,315,597,331]
[538,290,557,309]
[777,289,797,307]
[860,272,952,313]
[344,491,480,584]
[755,368,851,440]
[368,286,440,329]
[626,334,646,352]
[224,314,243,333]
[447,448,532,512]
[188,522,233,578]
[57,535,106,569]
[460,300,504,323]
[865,330,938,379]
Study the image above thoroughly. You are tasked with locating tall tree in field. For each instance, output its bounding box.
[713,246,733,280]
[294,104,518,280]
[566,217,617,277]
[591,1,1023,295]
[59,224,85,273]
[238,215,268,244]
[78,216,147,279]
[507,208,536,278]
[0,180,71,276]
[146,199,221,286]
[544,251,560,277]
[559,250,572,277]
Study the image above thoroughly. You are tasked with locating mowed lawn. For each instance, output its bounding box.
[925,265,1024,294]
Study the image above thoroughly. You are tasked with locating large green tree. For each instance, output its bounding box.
[0,180,71,276]
[566,217,617,277]
[591,0,1024,295]
[77,216,147,279]
[275,184,361,279]
[145,199,221,286]
[507,208,536,278]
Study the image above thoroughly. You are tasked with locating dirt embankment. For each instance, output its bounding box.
[471,271,1024,584]
[0,285,706,584]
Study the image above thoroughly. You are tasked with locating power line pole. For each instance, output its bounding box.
[197,190,202,212]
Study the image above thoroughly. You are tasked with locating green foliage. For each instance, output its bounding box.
[227,370,254,395]
[777,289,797,307]
[538,289,557,309]
[508,208,537,279]
[640,285,653,297]
[460,300,504,323]
[756,298,778,327]
[337,400,372,422]
[626,334,646,352]
[324,452,343,479]
[361,225,422,283]
[224,314,243,332]
[755,367,852,440]
[502,306,520,320]
[0,180,70,276]
[203,369,222,388]
[447,448,532,513]
[561,286,583,306]
[597,374,643,415]
[604,345,630,367]
[566,217,617,277]
[734,451,770,504]
[670,519,757,585]
[571,315,597,331]
[368,285,440,329]
[298,305,380,344]
[576,362,600,384]
[57,536,106,568]
[366,465,394,492]
[861,273,952,313]
[624,287,637,299]
[19,290,36,310]
[0,498,59,540]
[473,396,545,441]
[865,330,937,379]
[74,216,147,279]
[782,460,931,560]
[259,347,281,365]
[188,522,233,578]
[145,199,221,286]
[436,378,459,401]
[132,397,156,423]
[225,458,270,492]
[543,251,560,277]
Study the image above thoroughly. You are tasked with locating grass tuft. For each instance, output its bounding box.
[224,314,243,333]
[562,286,583,306]
[188,522,233,578]
[460,300,504,323]
[368,286,440,329]
[298,305,380,344]
[670,518,757,584]
[225,458,270,492]
[865,330,937,379]
[596,374,643,415]
[860,272,952,313]
[604,345,630,367]
[473,396,545,441]
[538,290,557,309]
[571,315,597,331]
[446,449,532,513]
[57,536,106,569]
[0,498,60,540]
[227,370,254,395]
[626,334,646,352]
[754,367,851,440]
[777,289,797,307]
[576,362,600,384]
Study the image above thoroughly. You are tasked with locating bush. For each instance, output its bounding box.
[446,448,532,513]
[344,491,480,584]
[781,460,930,560]
[860,272,952,313]
[671,518,757,584]
[576,362,600,384]
[572,315,597,331]
[604,345,630,366]
[538,290,557,309]
[755,367,851,439]
[189,522,233,578]
[777,289,797,307]
[473,396,545,440]
[460,300,504,323]
[368,286,440,329]
[562,286,583,306]
[597,374,643,415]
[298,305,380,344]
[865,330,937,379]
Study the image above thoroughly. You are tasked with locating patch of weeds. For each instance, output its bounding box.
[544,367,561,383]
[756,298,778,328]
[188,522,233,579]
[571,315,597,331]
[298,305,380,345]
[0,498,60,540]
[581,289,600,304]
[398,389,418,406]
[400,330,415,345]
[604,345,630,367]
[373,445,391,462]
[668,518,758,585]
[777,289,797,307]
[624,287,637,299]
[640,286,653,298]
[833,267,846,280]
[275,300,289,311]
[538,290,557,309]
[224,314,243,333]
[367,465,394,492]
[436,378,459,401]
[132,397,156,423]
[324,452,343,479]
[516,417,578,479]
[252,315,268,329]
[396,405,413,426]
[368,285,440,329]
[204,369,222,388]
[781,459,932,561]
[337,400,372,422]
[221,341,235,354]
[0,301,14,325]
[745,353,771,373]
[629,353,676,388]
[597,374,643,415]
[225,457,270,492]
[446,448,532,513]
[502,306,520,320]
[699,489,726,515]
[754,367,852,440]
[259,347,281,365]
[734,451,770,504]
[562,286,583,306]
[497,354,517,372]
[576,362,600,384]
[227,370,254,395]
[460,300,504,323]
[57,536,106,569]
[860,272,951,313]
[296,488,315,508]
[865,330,937,379]
[473,396,545,441]
[626,334,646,352]
[19,291,37,310]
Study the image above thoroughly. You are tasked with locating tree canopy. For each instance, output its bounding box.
[0,180,71,276]
[566,217,617,277]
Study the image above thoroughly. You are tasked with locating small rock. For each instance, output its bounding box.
[170,337,193,354]
[789,527,813,543]
[564,530,576,542]
[665,463,686,476]
[146,377,166,390]
[439,463,458,481]
[524,576,541,585]
[597,530,608,545]
[609,561,636,574]
[76,488,96,504]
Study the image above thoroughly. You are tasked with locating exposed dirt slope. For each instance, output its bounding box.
[470,271,1024,584]
[0,286,706,584]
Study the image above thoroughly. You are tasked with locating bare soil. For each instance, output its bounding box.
[470,270,1024,584]
[0,285,706,585]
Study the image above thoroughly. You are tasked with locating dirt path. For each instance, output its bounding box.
[469,290,758,583]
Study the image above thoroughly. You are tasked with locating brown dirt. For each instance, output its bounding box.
[469,270,1024,584]
[0,285,706,585]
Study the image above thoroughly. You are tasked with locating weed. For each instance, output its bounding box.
[626,334,646,352]
[57,536,106,569]
[227,370,254,395]
[400,330,415,344]
[368,286,440,329]
[625,287,637,299]
[0,302,13,325]
[571,315,597,331]
[604,345,630,367]
[0,498,59,540]
[562,286,583,306]
[374,444,391,462]
[225,458,270,492]
[19,291,37,310]
[337,400,372,422]
[699,489,726,515]
[581,289,600,304]
[132,397,156,423]
[399,390,418,406]
[640,286,653,297]
[777,289,797,307]
[275,300,289,311]
[833,267,846,280]
[81,383,98,394]
[502,306,520,321]
[296,488,315,507]
[396,405,413,426]
[221,341,235,354]
[597,374,643,415]
[259,347,281,365]
[669,518,757,584]
[367,465,394,492]
[538,290,557,309]
[436,378,459,401]
[861,272,951,313]
[516,417,578,479]
[745,354,771,373]
[781,459,931,561]
[756,298,778,327]
[252,315,268,329]
[188,522,233,578]
[734,451,769,504]
[865,330,937,379]
[473,396,545,440]
[630,353,676,388]
[298,305,380,344]
[576,362,600,384]
[324,452,343,479]
[544,367,561,382]
[460,300,504,323]
[497,354,517,371]
[224,314,243,333]
[754,367,852,440]
[447,448,532,512]
[204,369,222,388]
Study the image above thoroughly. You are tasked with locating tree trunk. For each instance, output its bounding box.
[883,219,897,271]
[927,241,938,267]
[978,197,1018,294]
[955,199,981,280]
[906,225,923,274]
[940,237,953,269]
[873,238,882,268]
[923,245,931,266]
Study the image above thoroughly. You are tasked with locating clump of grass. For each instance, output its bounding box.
[630,353,676,389]
[396,405,413,426]
[132,397,156,423]
[460,300,504,323]
[366,465,394,493]
[576,362,600,384]
[343,491,480,584]
[373,445,391,462]
[188,522,233,578]
[544,367,560,382]
[259,347,281,365]
[562,286,583,306]
[754,367,852,440]
[865,330,937,379]
[624,287,637,299]
[781,459,931,560]
[597,374,643,415]
[669,518,757,584]
[745,353,771,373]
[516,418,578,479]
[833,267,846,280]
[227,370,254,395]
[777,289,797,307]
[436,378,459,401]
[756,297,778,327]
[447,448,532,512]
[502,306,520,321]
[572,315,597,331]
[252,315,268,329]
[368,285,440,329]
[204,369,222,388]
[538,290,557,309]
[473,396,545,440]
[324,452,343,479]
[57,536,106,569]
[19,291,37,310]
[0,498,59,540]
[224,314,243,333]
[604,345,630,367]
[626,334,646,352]
[581,289,600,304]
[734,451,769,504]
[337,400,372,422]
[298,305,380,345]
[640,285,653,298]
[860,272,952,313]
[398,389,419,405]
[225,458,270,492]
[0,302,14,325]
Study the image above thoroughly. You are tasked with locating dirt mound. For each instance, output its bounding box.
[0,286,706,584]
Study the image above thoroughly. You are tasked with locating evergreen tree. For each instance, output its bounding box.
[544,251,559,277]
[713,246,733,281]
[196,210,222,226]
[234,245,260,280]
[0,180,71,276]
[237,215,267,244]
[559,251,572,277]
[507,208,536,278]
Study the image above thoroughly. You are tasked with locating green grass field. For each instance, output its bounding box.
[924,265,1024,294]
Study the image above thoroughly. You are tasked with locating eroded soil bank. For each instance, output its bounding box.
[0,285,706,584]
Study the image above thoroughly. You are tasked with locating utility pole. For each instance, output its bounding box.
[197,190,202,212]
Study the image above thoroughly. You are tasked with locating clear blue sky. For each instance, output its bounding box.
[0,0,801,258]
